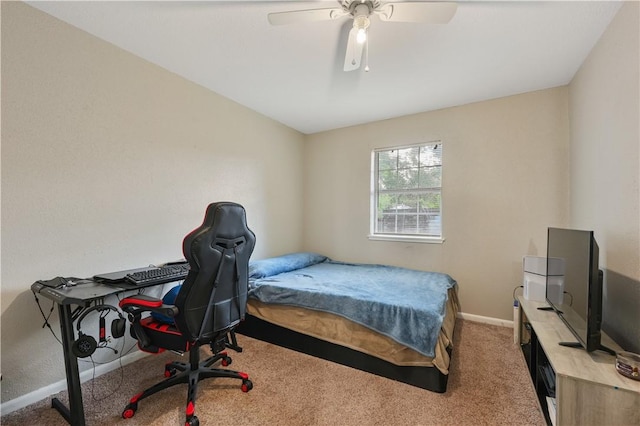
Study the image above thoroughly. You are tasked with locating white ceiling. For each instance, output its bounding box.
[27,1,622,134]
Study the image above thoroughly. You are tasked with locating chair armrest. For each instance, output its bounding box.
[119,294,179,319]
[119,294,162,309]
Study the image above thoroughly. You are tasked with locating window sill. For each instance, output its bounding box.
[368,234,445,244]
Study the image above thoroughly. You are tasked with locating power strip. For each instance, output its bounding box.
[513,299,521,344]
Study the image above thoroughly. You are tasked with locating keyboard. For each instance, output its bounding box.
[125,264,190,286]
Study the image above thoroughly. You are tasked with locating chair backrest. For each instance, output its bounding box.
[174,202,255,342]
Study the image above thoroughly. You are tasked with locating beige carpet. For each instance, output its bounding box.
[1,319,545,425]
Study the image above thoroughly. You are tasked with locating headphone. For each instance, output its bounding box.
[72,304,126,358]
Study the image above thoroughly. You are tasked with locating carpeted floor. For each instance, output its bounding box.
[1,319,545,425]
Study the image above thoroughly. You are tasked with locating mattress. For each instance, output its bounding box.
[246,286,458,375]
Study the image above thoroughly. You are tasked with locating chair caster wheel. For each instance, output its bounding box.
[122,403,137,419]
[164,365,177,378]
[185,415,200,426]
[241,379,253,392]
[221,355,232,367]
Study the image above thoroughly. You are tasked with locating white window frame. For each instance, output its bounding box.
[369,141,444,244]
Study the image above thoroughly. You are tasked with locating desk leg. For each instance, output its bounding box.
[52,304,86,426]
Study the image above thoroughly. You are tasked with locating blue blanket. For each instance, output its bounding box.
[248,259,457,358]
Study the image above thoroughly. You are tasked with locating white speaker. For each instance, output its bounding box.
[522,256,565,304]
[523,272,546,302]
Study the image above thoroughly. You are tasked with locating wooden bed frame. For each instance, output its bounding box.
[236,314,451,393]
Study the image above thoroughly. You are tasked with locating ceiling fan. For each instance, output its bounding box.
[268,1,458,72]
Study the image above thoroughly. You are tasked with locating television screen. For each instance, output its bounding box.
[546,227,605,352]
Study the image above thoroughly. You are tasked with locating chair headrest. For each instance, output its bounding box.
[183,202,255,269]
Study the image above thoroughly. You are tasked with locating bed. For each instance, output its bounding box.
[236,252,459,393]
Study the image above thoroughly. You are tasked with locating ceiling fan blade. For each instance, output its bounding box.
[376,2,457,24]
[344,27,364,72]
[268,7,347,26]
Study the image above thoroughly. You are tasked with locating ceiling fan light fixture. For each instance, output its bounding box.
[356,27,367,44]
[353,15,370,44]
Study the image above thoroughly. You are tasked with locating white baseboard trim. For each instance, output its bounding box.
[457,311,514,328]
[1,350,148,415]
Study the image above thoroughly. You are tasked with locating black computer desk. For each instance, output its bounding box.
[31,277,172,426]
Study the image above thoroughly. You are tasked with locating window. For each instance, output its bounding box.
[370,142,443,242]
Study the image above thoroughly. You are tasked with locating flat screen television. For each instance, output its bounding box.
[545,227,613,354]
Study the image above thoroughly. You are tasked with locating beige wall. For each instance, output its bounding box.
[3,0,638,409]
[304,87,570,321]
[568,1,639,352]
[1,2,304,402]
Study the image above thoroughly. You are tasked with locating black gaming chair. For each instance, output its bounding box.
[119,202,256,426]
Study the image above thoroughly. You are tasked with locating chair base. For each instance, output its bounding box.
[122,345,252,425]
